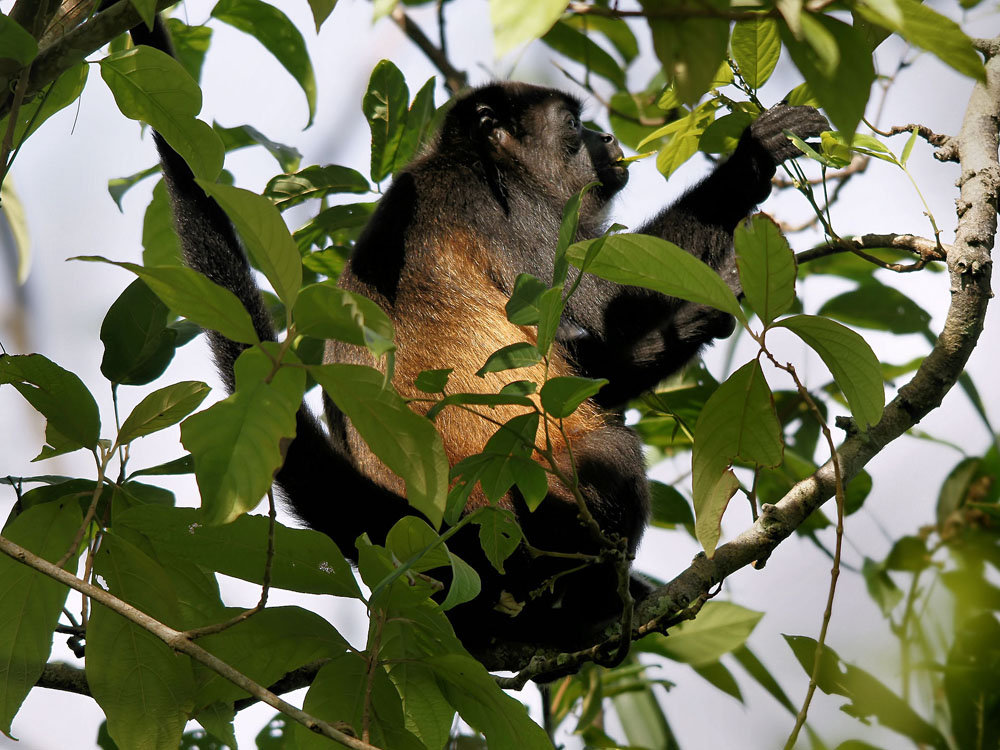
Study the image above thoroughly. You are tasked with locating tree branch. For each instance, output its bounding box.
[0,535,380,750]
[389,7,468,96]
[0,0,175,123]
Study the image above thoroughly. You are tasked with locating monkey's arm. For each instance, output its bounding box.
[563,106,827,406]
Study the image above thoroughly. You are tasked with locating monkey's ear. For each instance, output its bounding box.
[476,104,512,153]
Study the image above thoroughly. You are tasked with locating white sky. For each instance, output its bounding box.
[1,1,998,749]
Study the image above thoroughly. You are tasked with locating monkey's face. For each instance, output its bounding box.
[447,83,629,209]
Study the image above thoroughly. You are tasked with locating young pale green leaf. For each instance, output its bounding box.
[731,15,781,88]
[0,353,100,458]
[211,0,317,125]
[472,507,523,574]
[692,360,782,555]
[100,278,178,386]
[540,376,607,419]
[505,273,549,326]
[77,256,259,345]
[86,533,195,750]
[780,16,875,137]
[566,234,745,323]
[476,342,544,378]
[213,122,301,172]
[541,20,626,88]
[776,314,885,430]
[311,363,448,527]
[800,13,840,77]
[0,500,81,737]
[263,165,369,210]
[394,76,438,174]
[117,505,359,597]
[734,214,797,326]
[643,2,729,104]
[100,46,224,181]
[292,282,395,357]
[364,60,409,184]
[491,0,569,56]
[0,15,38,67]
[197,181,302,309]
[901,126,919,166]
[638,602,763,665]
[116,381,210,447]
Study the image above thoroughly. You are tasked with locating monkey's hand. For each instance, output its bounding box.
[749,104,829,165]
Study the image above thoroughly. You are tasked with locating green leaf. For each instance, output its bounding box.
[127,455,194,480]
[86,533,195,750]
[776,314,884,430]
[108,164,160,211]
[639,601,763,665]
[732,15,781,88]
[425,392,534,422]
[780,16,875,137]
[117,381,210,446]
[164,19,213,83]
[692,360,782,555]
[0,62,88,149]
[642,0,729,104]
[295,655,425,750]
[100,278,178,386]
[427,653,552,748]
[117,505,359,597]
[491,0,569,57]
[414,369,452,394]
[567,233,745,323]
[648,480,694,528]
[211,0,317,125]
[449,414,540,508]
[263,165,369,210]
[800,13,840,77]
[505,274,549,326]
[311,364,448,527]
[854,0,984,81]
[294,202,376,251]
[900,126,918,166]
[732,645,798,715]
[394,76,438,173]
[364,60,409,183]
[540,376,607,419]
[143,180,181,266]
[307,0,338,31]
[76,256,259,345]
[0,15,37,68]
[699,110,752,154]
[563,14,639,63]
[693,661,743,701]
[734,214,797,326]
[818,283,931,334]
[100,46,224,181]
[213,123,302,172]
[292,282,395,357]
[541,20,626,88]
[475,343,543,378]
[471,507,523,574]
[196,181,302,308]
[181,346,304,524]
[194,607,348,707]
[0,500,82,737]
[0,353,100,458]
[784,636,949,749]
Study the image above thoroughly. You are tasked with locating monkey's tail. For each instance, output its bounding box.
[127,16,415,556]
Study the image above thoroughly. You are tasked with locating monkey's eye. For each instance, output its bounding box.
[565,113,580,130]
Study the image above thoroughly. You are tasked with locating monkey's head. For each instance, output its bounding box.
[439,83,629,209]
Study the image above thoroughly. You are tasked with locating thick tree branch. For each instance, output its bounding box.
[483,36,999,683]
[0,535,379,750]
[0,0,174,123]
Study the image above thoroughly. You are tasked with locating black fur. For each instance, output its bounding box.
[129,17,826,654]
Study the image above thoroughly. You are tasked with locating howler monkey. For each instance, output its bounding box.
[129,18,826,655]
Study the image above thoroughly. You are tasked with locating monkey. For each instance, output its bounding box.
[127,18,827,656]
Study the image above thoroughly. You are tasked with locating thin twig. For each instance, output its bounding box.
[389,7,467,95]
